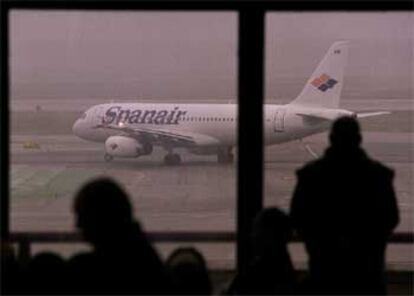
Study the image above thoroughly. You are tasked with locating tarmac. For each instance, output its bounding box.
[9,99,414,270]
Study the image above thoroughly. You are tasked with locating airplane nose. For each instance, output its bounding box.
[72,119,82,136]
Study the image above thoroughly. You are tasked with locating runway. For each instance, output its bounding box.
[10,132,413,232]
[9,105,414,270]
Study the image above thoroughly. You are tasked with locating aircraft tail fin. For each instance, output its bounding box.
[289,41,349,109]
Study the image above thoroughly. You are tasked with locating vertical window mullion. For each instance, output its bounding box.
[237,8,265,273]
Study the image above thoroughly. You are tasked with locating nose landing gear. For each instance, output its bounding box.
[104,153,114,162]
[164,153,181,165]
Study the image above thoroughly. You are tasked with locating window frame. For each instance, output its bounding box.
[1,0,410,272]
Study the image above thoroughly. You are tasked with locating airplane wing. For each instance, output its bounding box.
[356,111,391,118]
[93,123,221,147]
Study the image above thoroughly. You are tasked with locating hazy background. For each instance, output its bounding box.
[10,11,237,101]
[8,11,413,269]
[266,13,412,102]
[10,11,412,103]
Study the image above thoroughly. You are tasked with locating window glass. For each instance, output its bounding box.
[10,10,237,267]
[265,12,413,270]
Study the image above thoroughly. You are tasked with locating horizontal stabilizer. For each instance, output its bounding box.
[296,112,336,121]
[357,111,391,118]
[296,108,354,121]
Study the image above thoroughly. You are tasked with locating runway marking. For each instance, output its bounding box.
[11,168,65,199]
[10,165,37,188]
[11,166,64,192]
[39,168,100,199]
[11,166,98,199]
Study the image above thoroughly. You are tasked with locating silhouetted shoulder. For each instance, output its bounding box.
[368,158,394,178]
[295,159,324,178]
[297,153,394,179]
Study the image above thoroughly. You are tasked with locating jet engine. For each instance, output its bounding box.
[105,136,152,157]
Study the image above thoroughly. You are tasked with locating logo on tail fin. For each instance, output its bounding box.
[311,73,338,92]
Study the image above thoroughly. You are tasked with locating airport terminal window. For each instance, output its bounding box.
[10,10,237,267]
[264,12,413,270]
[7,7,412,274]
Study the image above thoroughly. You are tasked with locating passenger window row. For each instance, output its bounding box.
[181,117,236,122]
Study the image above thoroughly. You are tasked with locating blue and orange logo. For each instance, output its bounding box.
[311,74,338,92]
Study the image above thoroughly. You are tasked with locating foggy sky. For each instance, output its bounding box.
[10,11,412,101]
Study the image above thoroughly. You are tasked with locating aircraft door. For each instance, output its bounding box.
[274,109,286,132]
[92,105,105,125]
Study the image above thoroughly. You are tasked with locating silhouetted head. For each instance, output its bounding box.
[29,252,66,276]
[252,207,292,255]
[73,178,133,245]
[166,247,212,295]
[67,252,99,293]
[329,116,362,150]
[28,252,67,293]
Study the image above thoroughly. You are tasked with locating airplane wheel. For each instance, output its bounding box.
[104,153,114,162]
[164,153,181,165]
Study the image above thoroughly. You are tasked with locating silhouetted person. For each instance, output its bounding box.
[26,252,67,294]
[1,242,22,295]
[290,116,399,295]
[69,177,171,294]
[166,247,212,295]
[227,208,297,295]
[67,252,99,295]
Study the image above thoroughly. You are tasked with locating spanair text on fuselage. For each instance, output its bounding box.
[83,102,322,145]
[85,103,240,145]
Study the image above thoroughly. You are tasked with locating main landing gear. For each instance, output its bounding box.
[217,147,234,164]
[164,153,181,165]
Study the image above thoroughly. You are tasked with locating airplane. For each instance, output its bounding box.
[72,41,389,165]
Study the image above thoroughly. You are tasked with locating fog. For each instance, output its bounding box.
[9,11,413,268]
[10,11,412,101]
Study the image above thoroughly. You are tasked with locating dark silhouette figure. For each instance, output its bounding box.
[67,252,99,295]
[1,242,22,295]
[226,207,297,295]
[290,116,399,295]
[69,177,171,294]
[26,252,67,294]
[166,247,212,295]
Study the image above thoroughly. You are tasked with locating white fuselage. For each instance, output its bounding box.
[71,42,387,163]
[72,102,354,147]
